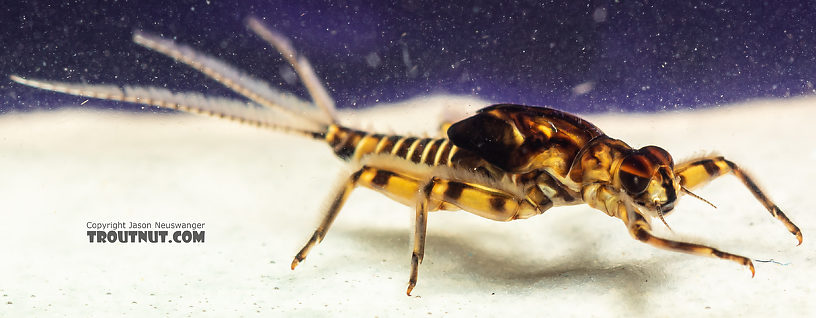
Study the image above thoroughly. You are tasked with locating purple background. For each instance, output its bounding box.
[2,1,816,113]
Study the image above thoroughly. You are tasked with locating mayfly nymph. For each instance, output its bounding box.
[10,17,802,295]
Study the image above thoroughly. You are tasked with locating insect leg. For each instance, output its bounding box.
[620,205,756,276]
[675,156,802,245]
[407,178,435,296]
[293,163,545,293]
[404,176,547,295]
[291,169,364,270]
[291,166,427,269]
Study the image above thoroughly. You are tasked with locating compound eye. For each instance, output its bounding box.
[640,145,674,168]
[619,154,652,195]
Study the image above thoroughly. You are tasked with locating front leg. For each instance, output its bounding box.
[618,204,756,276]
[675,156,802,244]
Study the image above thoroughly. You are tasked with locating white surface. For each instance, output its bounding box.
[0,95,814,316]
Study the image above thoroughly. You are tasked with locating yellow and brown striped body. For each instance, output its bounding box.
[325,125,468,168]
[319,104,607,221]
[322,123,548,221]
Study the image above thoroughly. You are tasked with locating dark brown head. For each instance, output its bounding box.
[615,145,679,218]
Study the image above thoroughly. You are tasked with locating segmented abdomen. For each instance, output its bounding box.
[325,124,465,167]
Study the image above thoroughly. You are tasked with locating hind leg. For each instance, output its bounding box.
[291,166,427,269]
[407,178,434,296]
[293,163,545,295]
[291,169,364,269]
